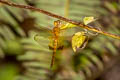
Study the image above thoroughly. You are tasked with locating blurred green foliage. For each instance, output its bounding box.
[0,0,120,80]
[0,63,19,80]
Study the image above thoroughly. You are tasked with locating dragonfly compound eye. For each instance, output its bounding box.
[54,20,61,27]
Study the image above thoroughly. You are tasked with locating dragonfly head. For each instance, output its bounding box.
[54,20,62,27]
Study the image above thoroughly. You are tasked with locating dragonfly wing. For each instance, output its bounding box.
[34,27,52,52]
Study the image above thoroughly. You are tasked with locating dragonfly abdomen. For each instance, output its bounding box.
[50,38,58,67]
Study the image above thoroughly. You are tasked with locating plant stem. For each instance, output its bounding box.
[64,0,70,18]
[0,0,120,40]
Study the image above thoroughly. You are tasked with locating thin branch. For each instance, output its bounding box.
[64,0,70,17]
[0,0,120,40]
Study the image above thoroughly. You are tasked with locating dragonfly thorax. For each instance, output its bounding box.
[53,26,60,37]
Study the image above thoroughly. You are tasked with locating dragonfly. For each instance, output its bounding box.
[34,20,67,68]
[48,20,63,67]
[34,17,99,67]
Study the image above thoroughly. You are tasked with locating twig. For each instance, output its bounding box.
[64,0,70,17]
[0,0,120,40]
